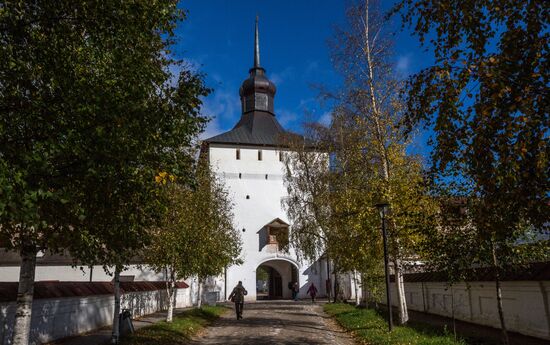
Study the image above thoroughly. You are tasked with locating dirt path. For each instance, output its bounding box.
[191,301,356,345]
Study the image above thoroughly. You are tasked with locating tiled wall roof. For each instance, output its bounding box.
[0,281,189,302]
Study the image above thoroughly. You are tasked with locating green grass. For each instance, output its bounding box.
[324,303,466,345]
[120,306,227,345]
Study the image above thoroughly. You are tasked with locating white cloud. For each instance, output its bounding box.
[277,109,298,127]
[270,67,294,86]
[305,60,320,75]
[201,88,240,121]
[198,87,240,140]
[298,98,316,109]
[318,111,332,126]
[396,54,412,75]
[200,116,225,140]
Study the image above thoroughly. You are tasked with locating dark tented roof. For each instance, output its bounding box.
[205,111,288,146]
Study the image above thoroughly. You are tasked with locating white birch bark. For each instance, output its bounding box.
[353,270,360,306]
[361,0,409,324]
[166,270,175,323]
[111,267,121,344]
[12,246,37,345]
[196,279,202,308]
[393,258,409,324]
[492,243,509,345]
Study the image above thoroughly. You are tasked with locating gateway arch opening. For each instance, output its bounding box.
[256,260,298,300]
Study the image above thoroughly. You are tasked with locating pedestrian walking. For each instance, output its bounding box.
[228,281,248,320]
[307,282,318,302]
[292,281,299,301]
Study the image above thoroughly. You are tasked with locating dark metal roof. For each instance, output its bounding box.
[0,281,189,302]
[205,111,288,146]
[390,261,550,283]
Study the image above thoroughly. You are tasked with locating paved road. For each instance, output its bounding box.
[192,301,355,345]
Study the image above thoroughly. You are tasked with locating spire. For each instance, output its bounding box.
[254,15,260,68]
[239,15,276,115]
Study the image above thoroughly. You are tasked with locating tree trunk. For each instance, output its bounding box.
[333,274,338,303]
[492,245,509,345]
[196,279,202,309]
[353,270,360,306]
[364,0,409,323]
[12,246,37,345]
[326,256,332,302]
[360,272,368,307]
[332,262,339,303]
[166,270,176,323]
[393,258,409,324]
[111,267,121,344]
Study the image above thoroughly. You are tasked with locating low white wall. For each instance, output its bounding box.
[0,286,193,345]
[0,265,165,282]
[387,280,550,340]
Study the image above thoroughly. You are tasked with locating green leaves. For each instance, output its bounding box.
[0,1,209,268]
[146,163,242,281]
[396,0,550,283]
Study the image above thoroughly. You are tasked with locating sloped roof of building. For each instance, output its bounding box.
[265,218,290,228]
[390,261,550,283]
[205,111,288,146]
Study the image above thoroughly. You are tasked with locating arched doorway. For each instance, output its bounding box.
[256,259,299,300]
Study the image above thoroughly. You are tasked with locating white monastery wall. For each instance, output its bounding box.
[0,286,193,345]
[387,280,550,340]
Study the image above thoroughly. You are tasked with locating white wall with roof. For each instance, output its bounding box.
[209,143,327,301]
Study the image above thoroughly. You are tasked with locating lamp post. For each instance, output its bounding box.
[376,202,393,332]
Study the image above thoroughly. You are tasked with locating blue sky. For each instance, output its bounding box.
[174,0,434,156]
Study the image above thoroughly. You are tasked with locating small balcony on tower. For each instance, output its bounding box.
[258,218,289,253]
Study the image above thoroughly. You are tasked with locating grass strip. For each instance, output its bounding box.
[120,305,227,345]
[324,303,466,345]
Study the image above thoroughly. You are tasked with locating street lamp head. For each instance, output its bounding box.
[375,202,389,218]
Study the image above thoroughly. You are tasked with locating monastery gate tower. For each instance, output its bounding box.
[203,18,328,301]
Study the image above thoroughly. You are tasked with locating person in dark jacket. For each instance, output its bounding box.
[307,282,318,302]
[228,281,248,319]
[292,281,299,301]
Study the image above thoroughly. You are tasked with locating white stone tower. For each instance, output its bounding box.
[203,17,327,301]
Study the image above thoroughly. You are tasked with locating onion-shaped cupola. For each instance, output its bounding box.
[239,16,277,115]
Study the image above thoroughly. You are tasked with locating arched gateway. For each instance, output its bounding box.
[256,259,299,300]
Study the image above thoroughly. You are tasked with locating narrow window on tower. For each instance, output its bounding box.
[258,150,262,161]
[236,149,240,160]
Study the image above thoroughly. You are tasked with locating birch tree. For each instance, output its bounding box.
[324,105,436,314]
[326,0,417,324]
[281,130,331,263]
[394,1,549,342]
[280,129,341,300]
[146,165,241,321]
[0,1,208,343]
